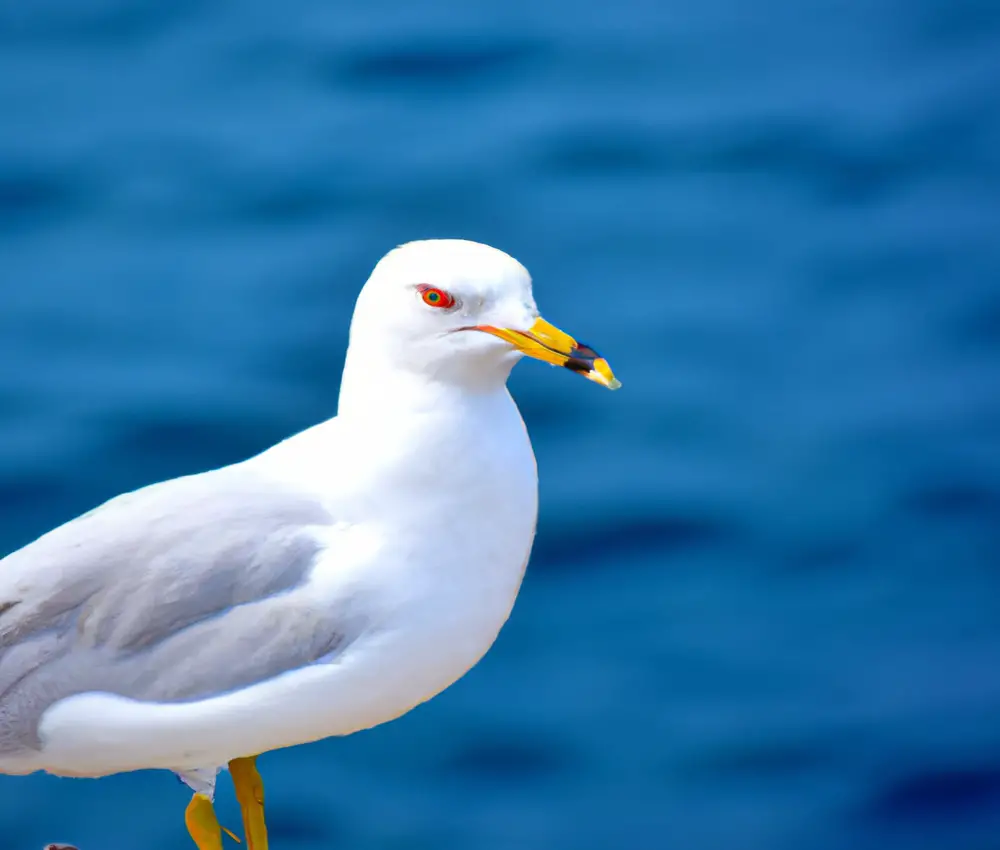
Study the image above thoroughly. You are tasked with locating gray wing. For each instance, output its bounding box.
[0,464,355,754]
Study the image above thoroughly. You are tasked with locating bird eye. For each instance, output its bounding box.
[417,285,455,309]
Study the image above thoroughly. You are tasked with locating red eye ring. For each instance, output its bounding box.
[417,285,455,309]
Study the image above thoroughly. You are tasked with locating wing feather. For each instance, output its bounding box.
[0,464,355,754]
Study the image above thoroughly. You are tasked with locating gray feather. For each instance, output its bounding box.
[0,465,356,754]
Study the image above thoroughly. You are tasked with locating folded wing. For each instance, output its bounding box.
[0,465,354,755]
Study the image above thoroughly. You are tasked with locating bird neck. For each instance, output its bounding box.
[337,346,515,421]
[250,348,531,504]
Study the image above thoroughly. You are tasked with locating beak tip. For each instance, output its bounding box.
[589,356,620,391]
[590,373,621,390]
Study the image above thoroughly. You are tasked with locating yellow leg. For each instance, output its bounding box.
[185,793,224,850]
[229,756,268,850]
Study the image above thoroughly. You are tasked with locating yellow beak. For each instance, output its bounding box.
[475,317,621,390]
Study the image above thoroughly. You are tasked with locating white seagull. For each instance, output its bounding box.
[0,239,620,849]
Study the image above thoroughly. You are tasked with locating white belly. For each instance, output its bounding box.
[1,558,525,778]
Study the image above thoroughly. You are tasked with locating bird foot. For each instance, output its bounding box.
[229,756,269,850]
[185,792,225,850]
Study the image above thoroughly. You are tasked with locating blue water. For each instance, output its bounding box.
[2,1,1000,848]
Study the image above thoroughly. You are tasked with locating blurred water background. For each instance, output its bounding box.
[1,1,999,848]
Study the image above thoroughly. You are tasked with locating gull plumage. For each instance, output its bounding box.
[0,239,619,849]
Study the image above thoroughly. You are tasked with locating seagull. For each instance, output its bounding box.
[0,239,620,849]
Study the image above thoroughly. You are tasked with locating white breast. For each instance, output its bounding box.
[301,387,540,735]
